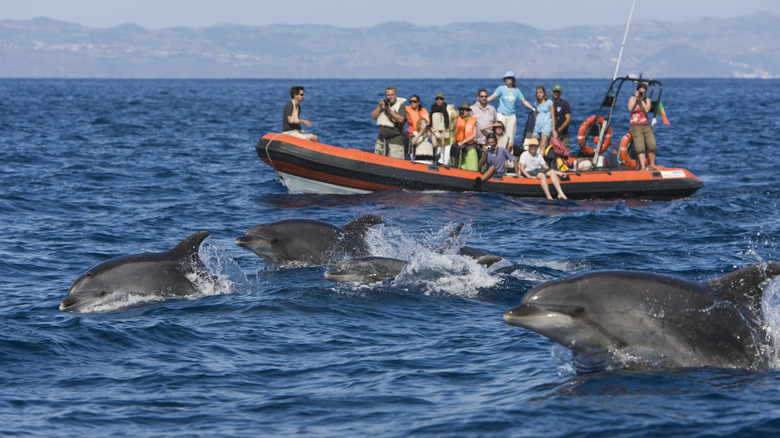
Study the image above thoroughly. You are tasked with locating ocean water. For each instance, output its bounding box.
[1,77,779,437]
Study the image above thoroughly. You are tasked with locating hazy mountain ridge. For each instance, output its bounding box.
[1,14,778,78]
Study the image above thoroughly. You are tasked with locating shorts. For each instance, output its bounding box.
[532,130,552,139]
[283,130,317,141]
[375,135,405,159]
[628,124,657,154]
[533,120,552,138]
[528,169,550,177]
[497,113,517,145]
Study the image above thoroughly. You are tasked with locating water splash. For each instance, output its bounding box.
[66,241,243,314]
[359,222,499,298]
[760,276,780,367]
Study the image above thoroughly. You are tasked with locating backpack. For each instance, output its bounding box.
[544,143,570,172]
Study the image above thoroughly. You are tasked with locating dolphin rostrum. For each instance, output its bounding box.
[60,231,212,312]
[235,214,384,267]
[504,263,780,369]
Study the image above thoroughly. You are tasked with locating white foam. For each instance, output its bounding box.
[76,291,170,314]
[506,258,591,282]
[360,222,499,298]
[760,276,780,367]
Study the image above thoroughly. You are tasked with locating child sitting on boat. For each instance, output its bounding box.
[518,139,568,200]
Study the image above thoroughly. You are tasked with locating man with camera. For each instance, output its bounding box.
[628,83,657,171]
[371,86,408,159]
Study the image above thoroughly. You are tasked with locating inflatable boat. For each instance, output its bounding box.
[255,133,702,199]
[255,76,702,200]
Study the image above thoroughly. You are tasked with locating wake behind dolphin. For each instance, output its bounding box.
[504,263,780,370]
[60,231,213,313]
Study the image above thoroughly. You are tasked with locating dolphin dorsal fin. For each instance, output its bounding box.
[342,214,384,236]
[168,231,210,260]
[448,223,464,239]
[436,222,465,254]
[707,262,780,311]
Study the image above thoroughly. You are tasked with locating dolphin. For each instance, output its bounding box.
[443,223,503,267]
[458,246,503,267]
[323,223,504,283]
[235,214,384,268]
[504,263,780,369]
[60,231,211,312]
[324,256,408,283]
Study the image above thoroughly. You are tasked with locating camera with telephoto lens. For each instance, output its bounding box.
[383,98,390,107]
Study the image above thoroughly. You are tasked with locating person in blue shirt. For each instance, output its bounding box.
[532,85,557,156]
[486,71,535,146]
[474,134,519,187]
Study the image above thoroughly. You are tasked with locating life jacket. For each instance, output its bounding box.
[431,112,450,141]
[405,107,430,135]
[544,143,570,172]
[413,135,435,158]
[454,116,477,144]
[377,97,407,128]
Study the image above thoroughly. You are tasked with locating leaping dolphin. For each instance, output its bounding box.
[442,223,503,267]
[323,222,504,283]
[60,231,212,313]
[504,263,780,369]
[235,214,384,268]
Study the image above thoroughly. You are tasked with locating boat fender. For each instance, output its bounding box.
[577,116,612,155]
[619,133,638,169]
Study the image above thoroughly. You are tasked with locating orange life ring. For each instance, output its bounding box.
[577,116,612,155]
[619,133,637,169]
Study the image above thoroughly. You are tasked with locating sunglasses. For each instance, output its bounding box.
[410,100,419,103]
[435,97,444,100]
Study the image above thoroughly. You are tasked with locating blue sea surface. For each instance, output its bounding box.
[1,78,779,437]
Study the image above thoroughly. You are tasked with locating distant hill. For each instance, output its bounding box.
[1,14,778,78]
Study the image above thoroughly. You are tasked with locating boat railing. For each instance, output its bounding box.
[584,75,664,167]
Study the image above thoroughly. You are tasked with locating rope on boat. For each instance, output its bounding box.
[264,134,282,176]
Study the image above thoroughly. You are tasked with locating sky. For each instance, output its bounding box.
[2,0,779,30]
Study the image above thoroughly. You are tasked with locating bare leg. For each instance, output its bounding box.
[480,166,497,182]
[539,135,550,154]
[638,153,647,171]
[647,151,657,169]
[538,175,553,199]
[549,172,568,199]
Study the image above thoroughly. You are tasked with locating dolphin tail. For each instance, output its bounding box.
[342,214,384,236]
[168,231,211,262]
